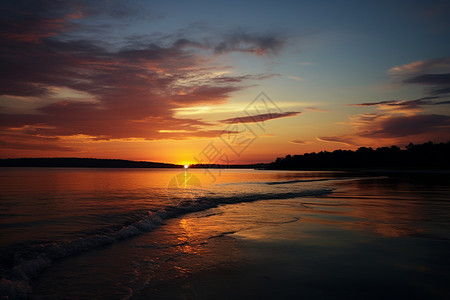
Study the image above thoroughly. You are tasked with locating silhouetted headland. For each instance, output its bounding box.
[268,141,450,170]
[0,158,181,168]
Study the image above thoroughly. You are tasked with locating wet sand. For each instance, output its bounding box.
[133,195,450,299]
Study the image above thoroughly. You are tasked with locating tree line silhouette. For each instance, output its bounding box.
[268,141,450,170]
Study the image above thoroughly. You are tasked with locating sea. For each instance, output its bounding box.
[1,167,449,299]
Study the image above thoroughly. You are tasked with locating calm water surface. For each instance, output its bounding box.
[0,168,449,299]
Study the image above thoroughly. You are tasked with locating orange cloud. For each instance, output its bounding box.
[388,57,450,75]
[0,2,286,154]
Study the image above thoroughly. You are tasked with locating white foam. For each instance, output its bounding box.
[0,187,333,299]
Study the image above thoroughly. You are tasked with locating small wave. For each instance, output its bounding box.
[265,176,388,185]
[258,217,300,225]
[216,178,332,186]
[265,179,331,185]
[0,187,332,299]
[207,231,238,239]
[196,211,224,218]
[300,202,350,209]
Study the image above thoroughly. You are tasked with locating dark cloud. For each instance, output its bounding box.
[343,60,450,145]
[173,31,286,56]
[353,98,432,107]
[0,0,82,43]
[350,96,450,114]
[404,73,450,85]
[362,114,450,138]
[0,140,75,152]
[214,31,285,56]
[403,73,450,95]
[318,114,450,146]
[430,87,450,95]
[390,58,450,96]
[220,111,300,124]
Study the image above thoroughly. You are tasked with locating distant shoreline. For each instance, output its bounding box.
[1,141,449,171]
[1,159,449,174]
[0,158,181,168]
[0,158,266,169]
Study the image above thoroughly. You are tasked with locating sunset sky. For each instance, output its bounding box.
[1,0,449,164]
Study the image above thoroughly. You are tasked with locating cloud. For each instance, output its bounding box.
[213,31,285,56]
[350,96,443,115]
[362,114,450,138]
[0,0,82,43]
[352,97,438,107]
[173,30,286,56]
[0,131,76,152]
[388,57,450,75]
[170,86,242,105]
[328,58,450,147]
[403,73,450,95]
[211,73,277,84]
[220,111,301,124]
[389,57,450,96]
[290,139,307,144]
[316,136,355,146]
[403,73,450,85]
[0,1,284,152]
[318,113,450,146]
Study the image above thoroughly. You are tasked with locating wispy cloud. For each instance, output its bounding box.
[219,111,301,124]
[287,75,304,81]
[316,136,355,146]
[290,139,307,144]
[388,57,450,75]
[349,96,443,115]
